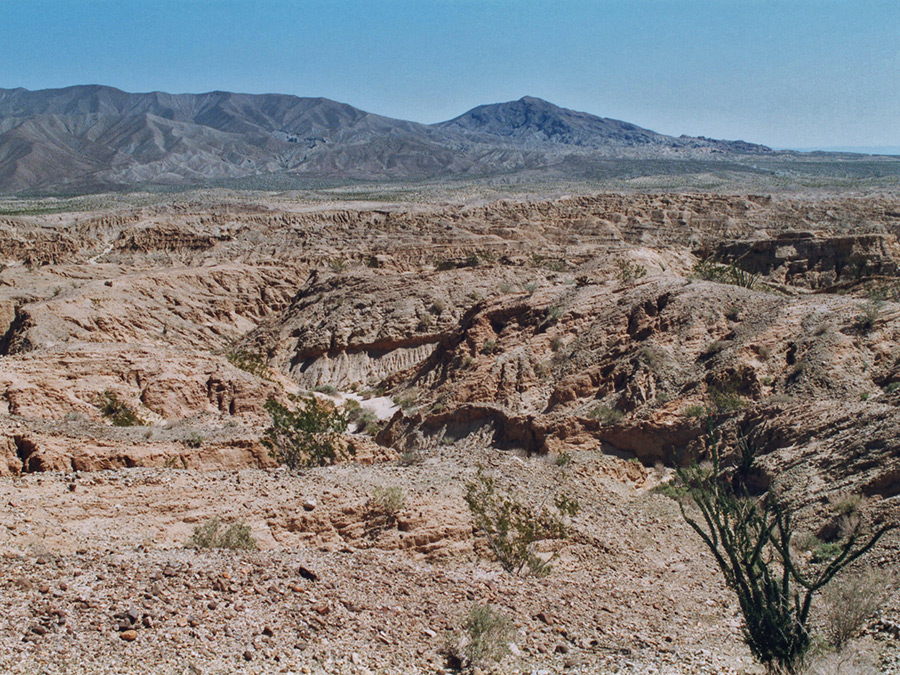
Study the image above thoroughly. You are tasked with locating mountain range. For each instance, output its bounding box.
[0,85,777,193]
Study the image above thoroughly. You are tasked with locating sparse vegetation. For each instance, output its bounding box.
[709,385,745,413]
[821,568,895,651]
[700,340,729,359]
[555,451,572,467]
[187,518,257,550]
[327,258,347,273]
[398,450,423,466]
[480,339,498,355]
[683,404,709,418]
[393,391,418,412]
[693,257,759,289]
[370,486,406,520]
[313,383,338,396]
[344,399,380,434]
[262,395,352,469]
[669,432,894,672]
[445,603,514,671]
[464,466,579,576]
[226,350,271,380]
[544,304,563,323]
[617,259,648,282]
[856,297,883,334]
[96,390,145,427]
[587,404,624,424]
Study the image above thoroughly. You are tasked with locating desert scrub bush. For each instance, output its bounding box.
[554,451,572,468]
[821,568,895,651]
[639,345,664,369]
[855,298,883,333]
[693,257,759,289]
[683,404,709,418]
[479,339,499,355]
[393,390,418,412]
[225,350,270,380]
[445,603,514,671]
[398,450,423,466]
[344,399,379,433]
[313,383,338,396]
[464,466,579,576]
[96,390,145,427]
[668,432,894,672]
[544,304,563,324]
[700,340,729,359]
[616,259,648,282]
[327,258,347,273]
[587,404,624,425]
[187,518,257,551]
[262,395,352,470]
[709,386,745,413]
[370,486,406,520]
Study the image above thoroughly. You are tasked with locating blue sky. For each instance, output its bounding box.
[2,0,898,148]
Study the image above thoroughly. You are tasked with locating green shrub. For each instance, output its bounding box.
[693,257,759,289]
[617,259,648,282]
[855,299,882,333]
[226,350,271,380]
[480,340,498,355]
[821,568,895,651]
[398,450,423,466]
[313,384,338,396]
[545,305,563,322]
[96,390,145,427]
[670,432,894,672]
[370,486,406,520]
[464,466,579,577]
[393,391,418,412]
[187,518,257,550]
[709,386,745,413]
[684,404,709,418]
[445,603,514,671]
[345,401,379,433]
[262,395,352,469]
[587,404,624,425]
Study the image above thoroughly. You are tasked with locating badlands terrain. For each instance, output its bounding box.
[0,190,899,673]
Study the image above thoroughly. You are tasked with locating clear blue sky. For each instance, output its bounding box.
[2,0,898,148]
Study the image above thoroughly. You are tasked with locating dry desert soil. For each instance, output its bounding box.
[0,191,899,674]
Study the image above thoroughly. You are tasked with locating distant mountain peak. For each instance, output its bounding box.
[0,85,772,193]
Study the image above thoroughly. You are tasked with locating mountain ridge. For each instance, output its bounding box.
[0,85,777,193]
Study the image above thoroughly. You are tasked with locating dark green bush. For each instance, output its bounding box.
[187,518,257,550]
[671,432,893,672]
[262,395,352,469]
[96,390,145,427]
[464,466,579,577]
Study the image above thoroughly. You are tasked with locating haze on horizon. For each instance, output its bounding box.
[2,0,898,150]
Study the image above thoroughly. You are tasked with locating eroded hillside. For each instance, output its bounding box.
[1,193,899,674]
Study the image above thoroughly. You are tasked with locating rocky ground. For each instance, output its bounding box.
[0,192,899,673]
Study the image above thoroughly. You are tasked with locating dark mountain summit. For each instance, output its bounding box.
[0,86,773,193]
